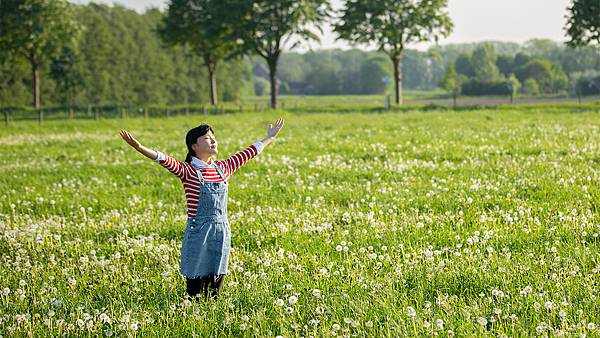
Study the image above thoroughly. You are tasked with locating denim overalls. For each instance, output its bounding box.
[180,162,231,278]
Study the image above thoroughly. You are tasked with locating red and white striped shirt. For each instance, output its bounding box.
[155,142,263,218]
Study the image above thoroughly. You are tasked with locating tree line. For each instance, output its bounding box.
[0,4,253,110]
[0,0,598,110]
[255,41,600,98]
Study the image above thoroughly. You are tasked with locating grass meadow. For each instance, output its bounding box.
[1,106,599,336]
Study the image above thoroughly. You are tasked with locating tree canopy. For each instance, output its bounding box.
[231,0,330,108]
[0,0,81,108]
[159,0,242,105]
[334,0,453,104]
[565,0,600,47]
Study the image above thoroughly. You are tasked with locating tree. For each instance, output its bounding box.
[513,52,531,69]
[439,64,465,107]
[233,0,330,108]
[507,74,521,103]
[334,0,453,104]
[50,47,84,106]
[515,59,552,92]
[359,56,391,94]
[0,0,81,109]
[550,63,569,93]
[471,44,500,82]
[305,62,342,95]
[496,55,514,77]
[559,45,600,74]
[521,78,540,96]
[0,58,30,107]
[565,0,600,47]
[514,58,569,94]
[454,53,475,77]
[160,0,240,105]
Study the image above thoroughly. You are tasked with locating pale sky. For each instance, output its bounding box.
[70,0,574,51]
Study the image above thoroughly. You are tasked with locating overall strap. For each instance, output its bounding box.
[213,162,227,182]
[194,165,204,182]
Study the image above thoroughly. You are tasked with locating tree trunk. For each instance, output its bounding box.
[207,61,218,106]
[391,52,403,105]
[267,57,279,109]
[31,59,41,109]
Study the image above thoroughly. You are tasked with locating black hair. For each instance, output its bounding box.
[185,124,214,163]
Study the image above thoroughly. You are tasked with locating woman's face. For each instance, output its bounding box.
[191,130,218,158]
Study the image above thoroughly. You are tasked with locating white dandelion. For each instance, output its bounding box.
[406,306,416,318]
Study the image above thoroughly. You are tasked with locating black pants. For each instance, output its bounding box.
[186,274,226,299]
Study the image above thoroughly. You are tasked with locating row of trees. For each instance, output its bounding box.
[0,0,598,110]
[0,4,253,109]
[440,44,574,100]
[0,0,455,108]
[160,0,454,107]
[253,41,599,97]
[252,50,413,95]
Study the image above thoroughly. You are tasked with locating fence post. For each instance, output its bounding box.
[4,110,8,126]
[201,105,205,114]
[166,108,170,118]
[281,102,285,110]
[69,108,74,119]
[38,109,43,124]
[95,108,100,121]
[239,105,242,113]
[87,104,92,117]
[185,106,189,115]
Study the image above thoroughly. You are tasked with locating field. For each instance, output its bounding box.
[5,93,600,124]
[1,106,599,336]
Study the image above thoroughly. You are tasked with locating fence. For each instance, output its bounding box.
[3,95,600,125]
[1,103,282,125]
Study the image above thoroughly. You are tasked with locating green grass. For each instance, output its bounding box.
[240,90,448,106]
[1,106,599,336]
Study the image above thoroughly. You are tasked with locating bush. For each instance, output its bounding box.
[254,78,270,96]
[521,79,540,96]
[576,76,600,96]
[461,80,512,96]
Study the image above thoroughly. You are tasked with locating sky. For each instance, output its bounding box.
[69,0,574,51]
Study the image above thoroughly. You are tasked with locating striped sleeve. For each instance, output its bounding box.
[155,151,187,180]
[221,141,263,177]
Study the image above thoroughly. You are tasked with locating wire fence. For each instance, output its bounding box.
[2,95,600,125]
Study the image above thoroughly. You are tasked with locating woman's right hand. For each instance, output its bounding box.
[120,130,141,149]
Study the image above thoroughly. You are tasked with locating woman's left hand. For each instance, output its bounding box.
[267,118,284,138]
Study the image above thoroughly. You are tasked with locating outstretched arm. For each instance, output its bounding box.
[120,130,187,179]
[220,118,285,177]
[119,130,158,160]
[259,117,285,148]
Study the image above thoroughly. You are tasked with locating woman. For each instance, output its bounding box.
[119,118,284,299]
